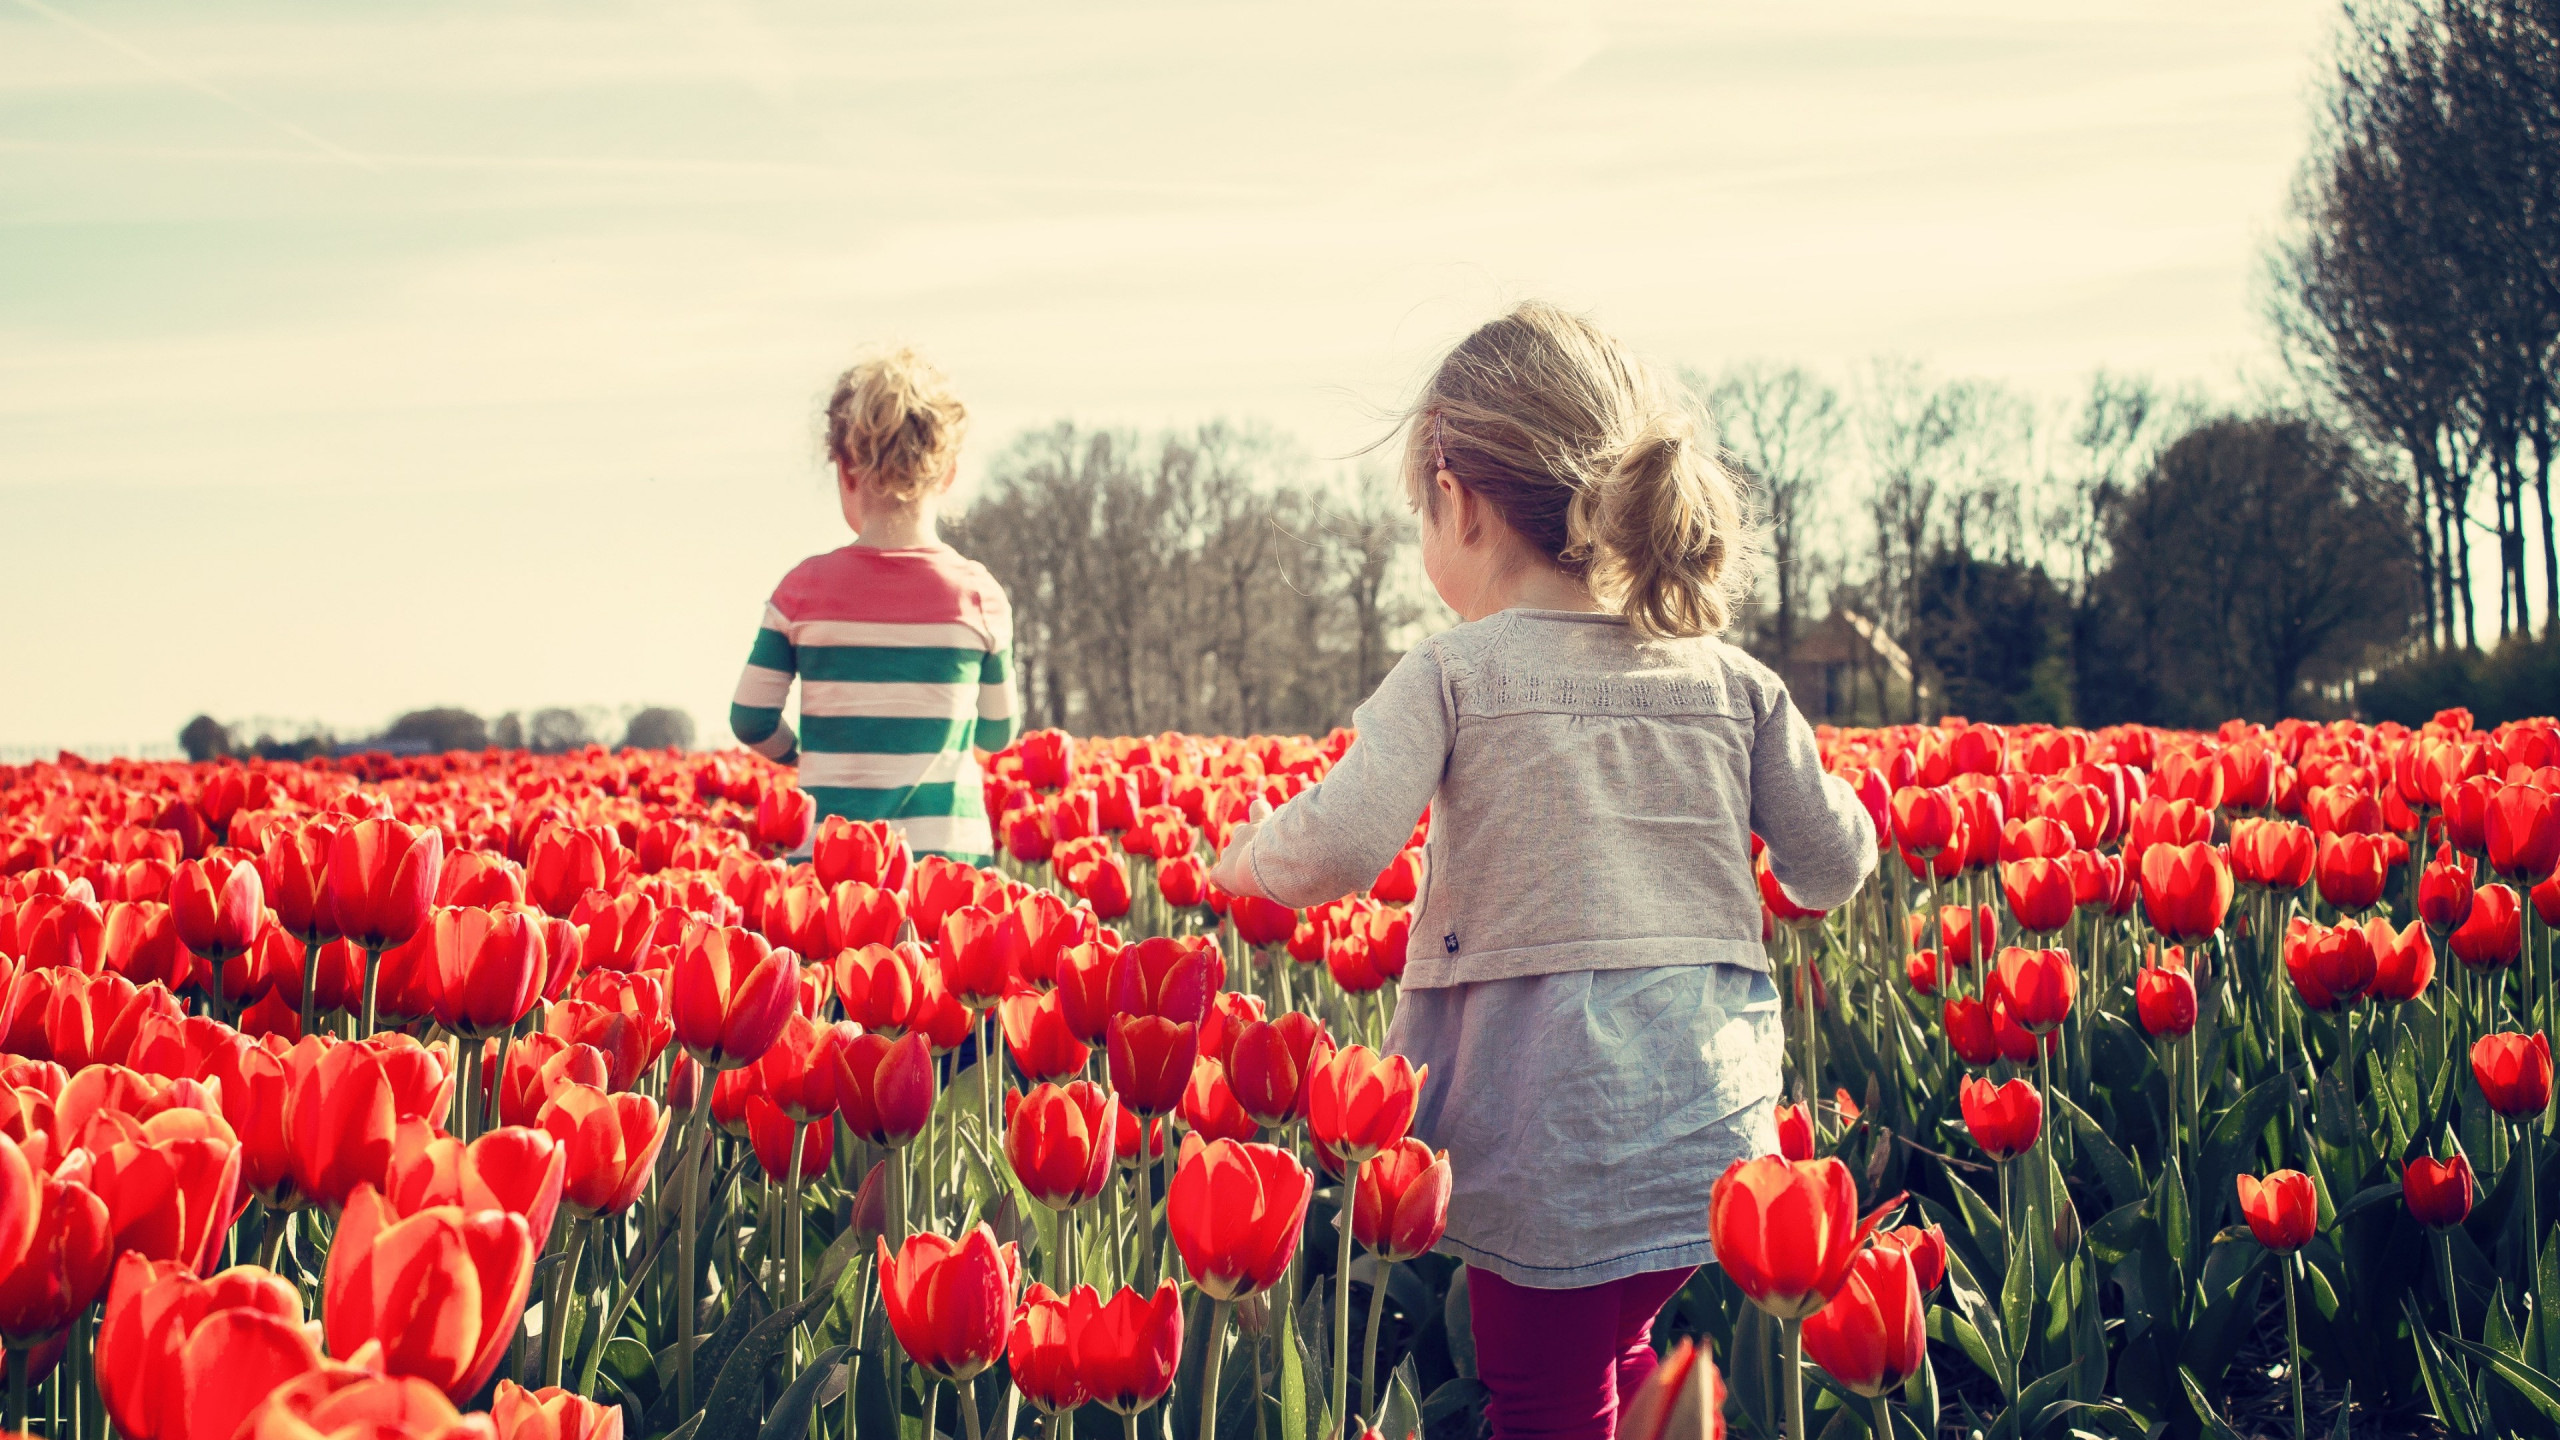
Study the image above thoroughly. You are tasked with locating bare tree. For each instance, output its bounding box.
[1697,364,1844,668]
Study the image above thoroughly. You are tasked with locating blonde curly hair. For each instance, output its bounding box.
[824,346,969,505]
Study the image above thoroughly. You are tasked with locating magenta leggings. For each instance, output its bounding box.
[1466,1265,1699,1440]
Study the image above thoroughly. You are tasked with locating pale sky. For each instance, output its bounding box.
[0,0,2337,752]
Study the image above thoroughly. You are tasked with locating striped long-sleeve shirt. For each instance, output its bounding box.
[728,543,1019,861]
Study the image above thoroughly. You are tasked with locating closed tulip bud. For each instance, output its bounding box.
[2229,818,2315,890]
[1941,996,1998,1068]
[1000,989,1089,1084]
[1352,1137,1451,1262]
[1005,1081,1118,1210]
[323,1185,533,1401]
[322,821,445,952]
[1889,787,1957,858]
[1903,949,1939,996]
[877,1226,1022,1382]
[489,1380,623,1440]
[1158,855,1209,908]
[2366,916,2435,1003]
[1959,1076,2042,1161]
[1618,1336,1725,1440]
[2403,1153,2474,1230]
[1800,1242,1927,1398]
[1306,1045,1424,1163]
[744,1095,832,1183]
[2000,859,2074,935]
[1229,894,1298,950]
[669,923,798,1070]
[1227,1013,1335,1129]
[258,821,342,945]
[2140,842,2231,939]
[2282,917,2375,1013]
[2451,884,2524,969]
[1706,1155,1872,1320]
[1168,1137,1312,1300]
[1008,1283,1088,1414]
[833,1031,936,1147]
[2314,833,2390,913]
[1071,1281,1183,1415]
[751,787,815,859]
[169,858,263,963]
[1774,1102,1814,1162]
[2471,1030,2552,1117]
[1106,1015,1198,1119]
[537,1085,668,1218]
[849,1158,890,1241]
[2135,962,2197,1037]
[1874,1222,1948,1294]
[2487,783,2560,882]
[1180,1058,1258,1144]
[2235,1170,2318,1253]
[384,1126,566,1256]
[1992,947,2075,1033]
[430,905,548,1038]
[2418,846,2476,931]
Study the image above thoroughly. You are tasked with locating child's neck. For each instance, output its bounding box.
[851,506,941,550]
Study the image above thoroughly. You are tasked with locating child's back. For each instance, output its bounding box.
[729,347,1017,862]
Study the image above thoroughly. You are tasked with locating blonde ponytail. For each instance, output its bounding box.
[1404,302,1756,641]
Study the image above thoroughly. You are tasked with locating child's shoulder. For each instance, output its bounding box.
[768,545,1008,637]
[1427,612,1786,717]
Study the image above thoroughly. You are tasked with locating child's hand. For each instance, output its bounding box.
[1209,799,1275,898]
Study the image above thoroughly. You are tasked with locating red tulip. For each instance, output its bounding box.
[751,787,816,858]
[322,821,444,951]
[1176,1059,1256,1144]
[2366,916,2435,1003]
[1071,1281,1183,1414]
[384,1126,566,1256]
[1799,1241,1926,1398]
[1618,1335,1725,1440]
[1992,947,2074,1033]
[2000,859,2073,935]
[877,1225,1022,1382]
[2229,818,2315,890]
[1227,1013,1335,1129]
[833,1032,936,1147]
[489,1380,624,1440]
[2471,1030,2552,1117]
[1706,1156,1872,1320]
[745,1095,833,1182]
[1941,996,1998,1068]
[1167,1137,1312,1300]
[537,1084,668,1218]
[670,923,798,1070]
[2403,1153,2474,1230]
[322,1184,534,1400]
[2488,782,2560,882]
[2420,846,2476,930]
[1110,936,1222,1026]
[2451,884,2524,968]
[1229,894,1297,950]
[1197,991,1267,1071]
[1106,1015,1198,1119]
[2235,1170,2317,1252]
[1774,1102,1814,1162]
[231,1369,488,1440]
[834,943,925,1036]
[1959,1076,2041,1161]
[0,1135,34,1284]
[2315,833,2390,912]
[1008,1282,1088,1413]
[169,857,263,964]
[1306,1045,1424,1163]
[429,906,548,1038]
[1873,1223,1948,1294]
[2283,918,2375,1013]
[97,1253,318,1440]
[813,817,912,893]
[1352,1137,1451,1262]
[2135,959,2197,1037]
[85,1126,245,1275]
[1000,989,1089,1084]
[2140,842,2231,939]
[0,1170,113,1344]
[289,1037,452,1210]
[258,821,343,945]
[1889,787,1957,857]
[495,1034,610,1130]
[1005,1082,1118,1210]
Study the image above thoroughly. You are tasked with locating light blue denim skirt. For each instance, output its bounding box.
[1386,962,1783,1290]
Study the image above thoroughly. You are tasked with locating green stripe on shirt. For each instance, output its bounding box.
[730,703,784,744]
[798,645,987,685]
[799,714,978,755]
[747,627,796,672]
[803,781,988,821]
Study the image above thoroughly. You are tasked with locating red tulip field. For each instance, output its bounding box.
[1,711,2559,1440]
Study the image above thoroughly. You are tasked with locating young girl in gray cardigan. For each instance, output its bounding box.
[1210,302,1876,1440]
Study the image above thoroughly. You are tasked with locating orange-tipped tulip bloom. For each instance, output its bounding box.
[322,1184,534,1401]
[2404,1154,2474,1230]
[1992,946,2075,1032]
[1351,1137,1451,1263]
[1070,1281,1183,1415]
[876,1225,1022,1382]
[1618,1335,1725,1440]
[1167,1138,1313,1301]
[2140,842,2231,939]
[1106,1015,1198,1119]
[2315,832,2390,912]
[2451,884,2525,969]
[2471,1030,2553,1117]
[489,1380,624,1440]
[322,821,445,952]
[2368,917,2436,1004]
[1959,1076,2042,1162]
[537,1085,669,1218]
[2235,1170,2317,1252]
[1227,1013,1335,1129]
[1774,1103,1814,1162]
[1306,1045,1423,1164]
[2283,918,2375,1013]
[1799,1242,1927,1398]
[170,858,263,964]
[1705,1155,1870,1320]
[2000,859,2074,935]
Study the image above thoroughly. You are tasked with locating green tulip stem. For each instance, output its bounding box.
[1200,1298,1236,1440]
[1050,1204,1071,1294]
[1871,1393,1896,1440]
[958,1378,984,1440]
[783,1122,808,1365]
[673,1077,714,1420]
[2282,1255,2305,1440]
[298,936,322,1042]
[7,1347,24,1435]
[1360,1257,1393,1423]
[1782,1316,1807,1440]
[545,1217,588,1386]
[2439,1227,2463,1344]
[1331,1155,1362,1440]
[360,944,383,1039]
[2525,1121,2542,1284]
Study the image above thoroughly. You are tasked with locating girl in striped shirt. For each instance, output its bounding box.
[729,347,1019,861]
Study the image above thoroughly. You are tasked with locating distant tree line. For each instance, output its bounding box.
[176,706,697,762]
